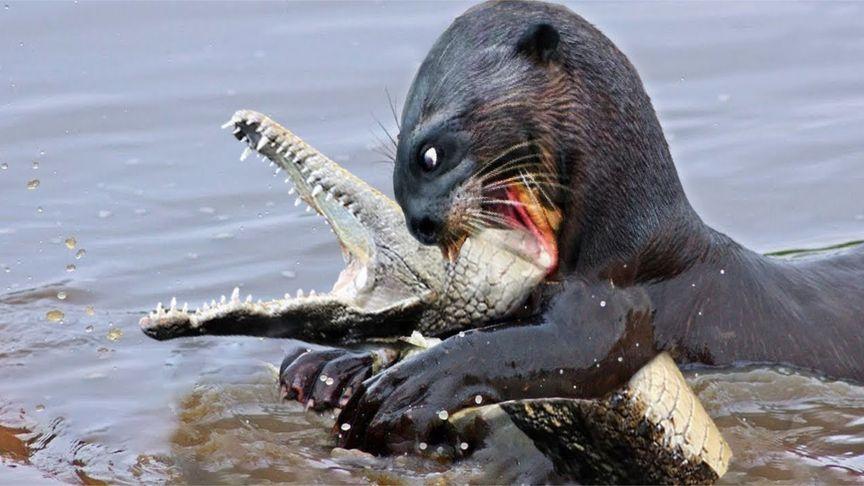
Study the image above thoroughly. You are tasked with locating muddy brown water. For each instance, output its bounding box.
[1,1,863,483]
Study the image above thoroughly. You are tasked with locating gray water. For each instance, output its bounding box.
[1,1,863,483]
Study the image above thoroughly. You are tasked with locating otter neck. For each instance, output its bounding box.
[554,109,717,284]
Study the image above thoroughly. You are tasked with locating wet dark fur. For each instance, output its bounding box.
[284,0,864,455]
[394,0,864,382]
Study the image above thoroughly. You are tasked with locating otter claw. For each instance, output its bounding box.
[279,348,376,411]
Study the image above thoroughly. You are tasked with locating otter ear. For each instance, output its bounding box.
[515,23,560,64]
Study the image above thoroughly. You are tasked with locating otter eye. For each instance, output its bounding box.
[420,146,439,172]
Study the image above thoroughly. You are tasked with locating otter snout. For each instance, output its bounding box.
[408,214,444,245]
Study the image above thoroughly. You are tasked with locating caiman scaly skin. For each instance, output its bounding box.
[139,110,730,483]
[450,353,731,484]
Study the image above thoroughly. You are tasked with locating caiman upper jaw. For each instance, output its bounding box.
[140,110,443,342]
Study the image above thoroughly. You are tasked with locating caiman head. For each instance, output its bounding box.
[140,110,549,343]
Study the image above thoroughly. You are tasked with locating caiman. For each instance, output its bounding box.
[140,110,730,483]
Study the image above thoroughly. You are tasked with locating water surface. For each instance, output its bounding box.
[1,1,863,483]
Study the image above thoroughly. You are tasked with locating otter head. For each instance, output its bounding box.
[396,1,688,282]
[394,4,576,281]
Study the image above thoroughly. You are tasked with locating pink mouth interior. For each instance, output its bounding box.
[484,186,558,274]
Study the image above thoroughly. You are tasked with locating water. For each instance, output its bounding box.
[1,1,863,483]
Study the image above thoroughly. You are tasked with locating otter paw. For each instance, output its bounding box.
[336,355,493,455]
[279,348,375,411]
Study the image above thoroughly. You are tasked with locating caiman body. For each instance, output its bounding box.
[140,110,730,483]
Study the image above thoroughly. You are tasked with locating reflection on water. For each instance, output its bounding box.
[1,1,863,483]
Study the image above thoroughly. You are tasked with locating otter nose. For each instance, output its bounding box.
[409,216,442,245]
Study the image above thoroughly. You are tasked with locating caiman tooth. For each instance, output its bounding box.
[156,302,163,314]
[220,295,226,304]
[311,185,323,197]
[182,302,188,313]
[256,136,269,151]
[240,147,252,161]
[231,287,240,303]
[232,127,242,135]
[170,297,177,311]
[294,197,302,207]
[245,294,252,303]
[255,124,265,133]
[296,288,304,298]
[221,120,235,130]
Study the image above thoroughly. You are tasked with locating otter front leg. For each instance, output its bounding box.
[279,346,400,411]
[337,282,658,454]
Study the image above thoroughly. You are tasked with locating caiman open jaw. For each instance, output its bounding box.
[140,110,549,342]
[140,110,443,342]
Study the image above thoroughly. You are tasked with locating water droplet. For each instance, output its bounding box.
[458,331,465,337]
[0,162,7,170]
[65,264,76,272]
[617,356,623,362]
[325,377,334,386]
[418,442,427,451]
[460,442,469,450]
[31,161,39,170]
[437,410,449,420]
[85,305,95,316]
[64,236,77,249]
[106,327,123,342]
[46,309,64,322]
[98,210,112,219]
[319,374,328,383]
[36,206,43,213]
[719,269,725,275]
[198,206,215,215]
[2,266,9,273]
[84,325,94,333]
[600,300,606,307]
[280,270,296,279]
[27,179,40,190]
[34,404,44,412]
[56,291,67,300]
[474,395,483,405]
[340,423,351,431]
[75,249,86,259]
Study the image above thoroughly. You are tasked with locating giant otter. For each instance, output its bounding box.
[279,0,864,453]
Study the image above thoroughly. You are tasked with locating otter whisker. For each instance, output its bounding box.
[475,153,545,181]
[373,115,398,151]
[477,140,541,169]
[384,87,401,131]
[482,175,573,195]
[481,172,561,188]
